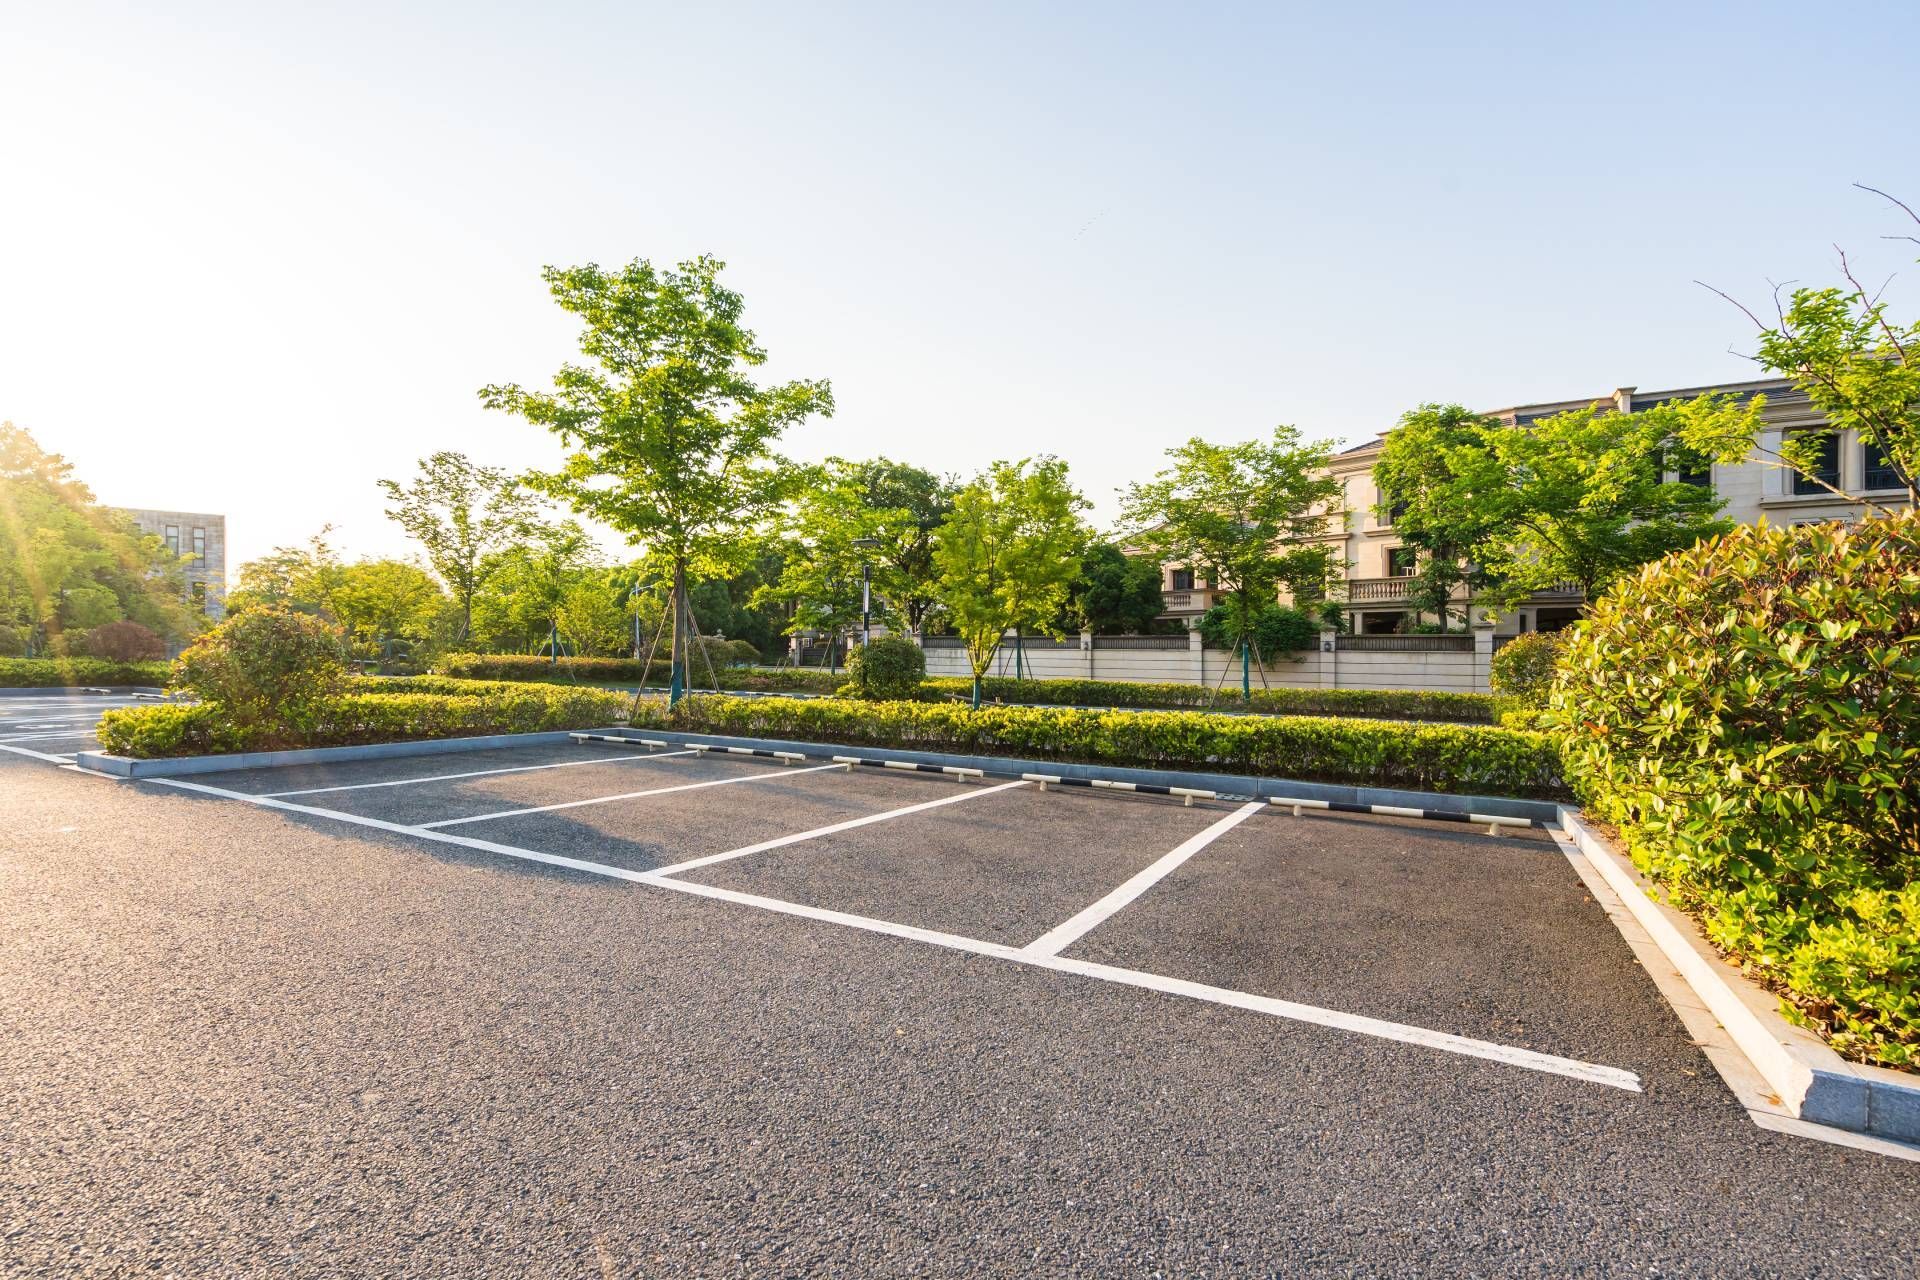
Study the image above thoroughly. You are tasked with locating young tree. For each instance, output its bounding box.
[1372,404,1509,629]
[226,529,345,618]
[377,452,529,643]
[472,518,600,656]
[1118,427,1341,697]
[328,559,447,658]
[1374,400,1732,609]
[1687,185,1919,510]
[1063,542,1167,635]
[480,257,831,703]
[841,457,958,633]
[932,458,1088,707]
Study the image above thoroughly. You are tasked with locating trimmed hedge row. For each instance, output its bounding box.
[0,657,172,688]
[669,695,1565,799]
[98,686,647,758]
[432,653,843,693]
[918,676,1499,723]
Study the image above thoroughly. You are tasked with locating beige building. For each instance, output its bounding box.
[1159,376,1911,635]
[117,508,227,619]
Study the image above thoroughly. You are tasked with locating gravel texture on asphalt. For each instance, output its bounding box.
[4,750,1918,1278]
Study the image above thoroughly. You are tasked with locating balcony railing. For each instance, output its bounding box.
[1343,577,1586,605]
[1160,588,1219,613]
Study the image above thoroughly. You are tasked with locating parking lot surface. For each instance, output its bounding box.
[0,690,145,763]
[4,734,1917,1277]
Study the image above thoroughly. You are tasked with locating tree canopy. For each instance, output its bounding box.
[932,457,1088,704]
[378,451,529,642]
[1117,427,1340,656]
[479,256,831,697]
[1374,400,1733,608]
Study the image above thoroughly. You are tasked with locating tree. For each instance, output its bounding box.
[932,457,1088,707]
[471,518,601,656]
[1687,185,1919,510]
[840,458,958,633]
[0,422,200,652]
[1063,542,1167,634]
[1373,400,1733,610]
[480,257,831,703]
[1118,427,1341,696]
[1372,404,1508,629]
[754,465,877,672]
[328,559,447,659]
[377,452,530,643]
[226,529,345,618]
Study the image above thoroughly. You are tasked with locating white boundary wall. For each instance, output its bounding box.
[915,630,1493,694]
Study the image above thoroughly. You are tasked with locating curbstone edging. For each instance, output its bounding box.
[72,727,634,778]
[1558,806,1920,1144]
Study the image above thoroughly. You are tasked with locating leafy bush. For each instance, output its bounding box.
[175,608,348,739]
[845,635,927,699]
[671,695,1564,798]
[99,685,648,757]
[1197,604,1321,656]
[0,625,27,656]
[433,652,843,693]
[917,676,1496,723]
[1489,632,1563,707]
[1550,512,1920,1068]
[0,657,173,687]
[79,620,167,662]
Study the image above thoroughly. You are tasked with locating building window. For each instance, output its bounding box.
[1792,434,1841,495]
[1678,463,1712,489]
[1170,568,1195,592]
[1863,440,1902,491]
[191,527,206,567]
[164,524,181,556]
[190,582,208,613]
[1387,546,1418,577]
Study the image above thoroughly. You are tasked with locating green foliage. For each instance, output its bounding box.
[1376,400,1733,608]
[78,620,166,662]
[377,451,531,642]
[932,458,1088,693]
[1197,604,1319,656]
[0,657,172,687]
[0,422,203,650]
[845,634,926,699]
[1550,512,1920,1068]
[1064,543,1167,635]
[481,256,832,694]
[670,696,1564,798]
[1488,633,1564,707]
[431,652,842,693]
[99,684,648,758]
[469,519,602,654]
[916,676,1497,723]
[227,528,345,617]
[1684,188,1917,507]
[173,608,349,739]
[1119,427,1342,649]
[329,559,448,654]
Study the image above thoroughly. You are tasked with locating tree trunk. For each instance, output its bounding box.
[669,558,689,708]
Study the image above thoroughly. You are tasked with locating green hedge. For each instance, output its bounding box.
[432,653,843,693]
[1551,512,1920,1070]
[98,687,650,758]
[917,676,1498,724]
[670,695,1564,799]
[0,657,172,688]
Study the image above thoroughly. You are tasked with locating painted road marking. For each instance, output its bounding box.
[1021,801,1266,957]
[139,775,1640,1093]
[646,778,1030,878]
[419,761,847,828]
[0,742,80,763]
[259,749,702,798]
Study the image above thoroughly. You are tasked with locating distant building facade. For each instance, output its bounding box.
[117,508,227,620]
[1157,376,1912,635]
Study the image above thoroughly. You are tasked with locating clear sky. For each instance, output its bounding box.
[4,1,1916,572]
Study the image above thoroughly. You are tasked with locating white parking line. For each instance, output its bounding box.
[419,761,847,828]
[139,775,1640,1093]
[0,731,100,742]
[259,749,701,797]
[0,742,79,763]
[1021,801,1266,957]
[647,778,1031,878]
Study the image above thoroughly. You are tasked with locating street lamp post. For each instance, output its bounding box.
[630,582,642,663]
[852,537,881,689]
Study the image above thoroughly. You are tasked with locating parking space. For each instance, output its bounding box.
[683,783,1239,943]
[0,692,150,762]
[143,734,1670,1095]
[1059,811,1657,1069]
